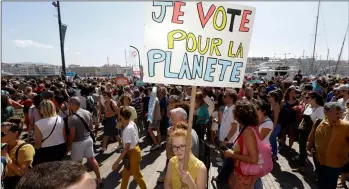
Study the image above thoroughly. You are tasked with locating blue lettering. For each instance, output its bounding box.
[203,57,217,82]
[152,1,174,23]
[218,59,232,81]
[178,53,192,79]
[230,62,243,82]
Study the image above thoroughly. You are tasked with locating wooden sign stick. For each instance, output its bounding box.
[183,86,197,171]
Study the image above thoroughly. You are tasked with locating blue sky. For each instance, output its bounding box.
[2,1,348,67]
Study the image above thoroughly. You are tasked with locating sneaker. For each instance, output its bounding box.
[150,144,160,151]
[216,157,223,162]
[157,175,165,183]
[272,156,278,162]
[97,147,107,152]
[216,161,223,167]
[292,166,306,173]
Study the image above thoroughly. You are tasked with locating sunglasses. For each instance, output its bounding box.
[305,96,310,99]
[1,132,7,137]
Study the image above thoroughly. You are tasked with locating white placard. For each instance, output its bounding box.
[147,86,157,123]
[143,1,256,88]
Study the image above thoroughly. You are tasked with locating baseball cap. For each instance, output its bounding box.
[334,84,349,91]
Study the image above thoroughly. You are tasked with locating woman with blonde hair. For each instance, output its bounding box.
[33,100,67,165]
[164,122,207,189]
[117,93,138,133]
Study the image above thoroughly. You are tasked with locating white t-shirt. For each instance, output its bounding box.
[337,98,348,112]
[258,118,273,145]
[211,111,219,131]
[303,106,325,122]
[219,105,239,143]
[77,96,87,110]
[122,121,139,149]
[35,116,65,148]
[204,96,214,116]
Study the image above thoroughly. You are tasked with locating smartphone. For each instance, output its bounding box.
[220,146,228,151]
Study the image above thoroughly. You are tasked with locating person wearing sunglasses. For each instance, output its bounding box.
[294,92,324,173]
[1,122,35,189]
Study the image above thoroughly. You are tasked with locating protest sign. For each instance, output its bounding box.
[115,77,129,86]
[147,87,157,123]
[135,80,145,86]
[143,1,256,88]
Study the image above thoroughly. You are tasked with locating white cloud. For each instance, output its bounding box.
[13,40,54,49]
[75,52,80,55]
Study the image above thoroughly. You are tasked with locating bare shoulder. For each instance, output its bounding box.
[244,127,256,138]
[198,161,207,172]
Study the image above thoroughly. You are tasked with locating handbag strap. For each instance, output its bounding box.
[42,116,58,143]
[15,143,28,163]
[72,113,92,133]
[233,125,248,145]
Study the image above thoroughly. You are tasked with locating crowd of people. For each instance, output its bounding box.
[1,71,349,189]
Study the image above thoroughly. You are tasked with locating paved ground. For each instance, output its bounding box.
[22,126,348,189]
[79,131,331,189]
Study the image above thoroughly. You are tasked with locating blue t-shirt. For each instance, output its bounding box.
[266,85,276,93]
[197,104,209,124]
[326,91,334,103]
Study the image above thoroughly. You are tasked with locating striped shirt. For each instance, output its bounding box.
[132,97,143,116]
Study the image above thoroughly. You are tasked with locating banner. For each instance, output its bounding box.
[115,77,130,86]
[135,80,145,86]
[129,46,141,77]
[147,86,157,123]
[61,24,68,44]
[143,2,256,88]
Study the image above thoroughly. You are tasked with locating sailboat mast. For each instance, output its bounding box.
[334,23,349,75]
[326,49,330,74]
[310,1,320,74]
[125,50,128,67]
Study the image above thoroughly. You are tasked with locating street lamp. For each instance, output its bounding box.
[52,1,66,78]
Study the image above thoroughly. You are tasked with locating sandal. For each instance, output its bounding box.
[212,176,223,183]
[292,167,306,174]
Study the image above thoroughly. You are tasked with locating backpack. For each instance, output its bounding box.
[238,127,273,177]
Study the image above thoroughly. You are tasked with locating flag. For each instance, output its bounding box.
[61,24,67,44]
[129,46,142,78]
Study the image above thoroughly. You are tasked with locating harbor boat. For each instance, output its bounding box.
[252,60,299,80]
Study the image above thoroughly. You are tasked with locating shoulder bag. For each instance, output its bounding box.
[73,113,96,142]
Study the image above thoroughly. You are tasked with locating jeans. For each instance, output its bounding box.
[254,177,263,189]
[269,124,281,157]
[317,165,341,189]
[216,143,234,182]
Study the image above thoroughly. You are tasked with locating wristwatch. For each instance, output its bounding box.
[224,137,229,142]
